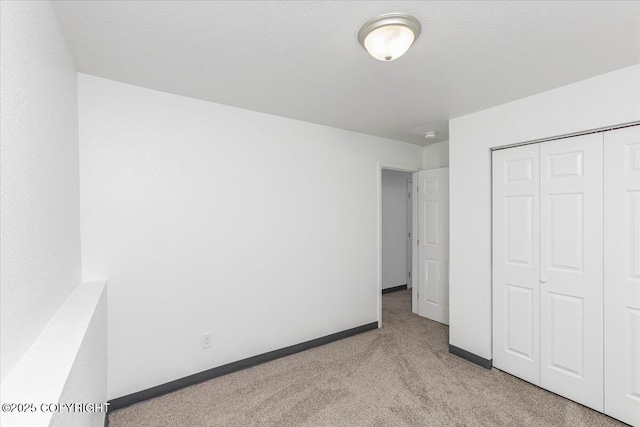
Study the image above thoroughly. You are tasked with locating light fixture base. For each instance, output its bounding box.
[358,13,421,58]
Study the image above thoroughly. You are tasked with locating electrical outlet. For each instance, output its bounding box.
[202,332,213,349]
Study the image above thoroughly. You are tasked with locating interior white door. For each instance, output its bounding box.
[417,168,449,324]
[492,144,540,385]
[540,133,603,411]
[604,125,640,426]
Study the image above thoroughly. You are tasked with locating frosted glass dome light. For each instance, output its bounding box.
[358,13,421,61]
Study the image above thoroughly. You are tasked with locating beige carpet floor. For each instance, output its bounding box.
[109,290,624,426]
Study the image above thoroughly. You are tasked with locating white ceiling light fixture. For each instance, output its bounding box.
[358,13,421,61]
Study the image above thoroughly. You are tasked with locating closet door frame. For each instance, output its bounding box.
[491,122,640,422]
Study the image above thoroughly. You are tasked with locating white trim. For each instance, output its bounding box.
[377,162,420,327]
[414,170,420,316]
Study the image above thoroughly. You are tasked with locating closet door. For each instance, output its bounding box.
[539,133,603,411]
[604,125,640,426]
[492,144,540,384]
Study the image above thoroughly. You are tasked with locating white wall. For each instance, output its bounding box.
[381,170,411,289]
[0,0,81,381]
[423,141,449,170]
[449,64,640,360]
[78,74,423,399]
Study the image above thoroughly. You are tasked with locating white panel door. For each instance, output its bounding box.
[492,144,540,385]
[540,133,603,411]
[418,168,449,324]
[604,125,640,426]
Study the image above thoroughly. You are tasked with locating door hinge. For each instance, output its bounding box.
[408,232,411,238]
[417,186,419,192]
[408,271,411,278]
[408,193,411,199]
[417,239,419,246]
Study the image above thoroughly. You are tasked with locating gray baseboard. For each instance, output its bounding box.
[449,344,492,369]
[108,322,378,413]
[382,284,408,294]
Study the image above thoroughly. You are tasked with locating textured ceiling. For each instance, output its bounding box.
[52,1,640,146]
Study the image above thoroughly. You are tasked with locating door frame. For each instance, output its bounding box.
[377,162,420,327]
[406,177,413,292]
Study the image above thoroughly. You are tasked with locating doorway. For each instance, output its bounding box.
[381,169,413,295]
[377,163,419,327]
[377,163,451,327]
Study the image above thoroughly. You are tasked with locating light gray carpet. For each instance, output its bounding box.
[109,290,623,426]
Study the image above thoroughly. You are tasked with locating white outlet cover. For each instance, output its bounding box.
[202,333,213,349]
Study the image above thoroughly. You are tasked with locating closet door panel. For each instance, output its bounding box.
[604,125,640,426]
[492,144,540,384]
[540,133,603,412]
